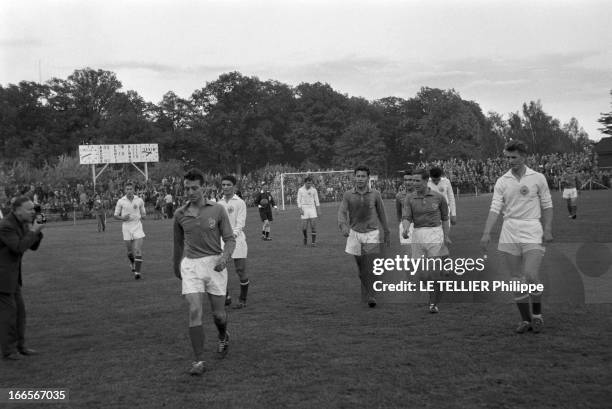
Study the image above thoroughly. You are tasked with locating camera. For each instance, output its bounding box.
[34,204,47,224]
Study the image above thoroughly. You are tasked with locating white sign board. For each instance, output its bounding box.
[79,144,159,164]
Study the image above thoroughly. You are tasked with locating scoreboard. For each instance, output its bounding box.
[78,144,159,164]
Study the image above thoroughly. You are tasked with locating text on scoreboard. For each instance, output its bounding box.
[78,144,159,164]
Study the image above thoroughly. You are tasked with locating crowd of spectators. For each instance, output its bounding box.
[1,152,610,221]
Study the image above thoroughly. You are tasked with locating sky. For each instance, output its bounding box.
[1,0,611,141]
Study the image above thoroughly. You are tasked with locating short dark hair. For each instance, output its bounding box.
[184,168,205,186]
[221,175,237,186]
[429,167,443,179]
[354,165,370,176]
[504,139,528,154]
[12,196,32,211]
[412,168,429,180]
[304,176,313,183]
[125,181,134,188]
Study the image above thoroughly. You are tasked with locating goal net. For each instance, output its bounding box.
[278,170,354,210]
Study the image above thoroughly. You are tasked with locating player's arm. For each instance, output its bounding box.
[440,196,450,244]
[395,197,403,225]
[337,193,350,236]
[539,175,554,242]
[215,210,236,271]
[297,189,304,215]
[234,200,246,236]
[480,180,505,252]
[446,179,457,224]
[375,192,390,245]
[172,217,184,279]
[113,201,128,221]
[401,196,414,235]
[314,189,321,215]
[140,199,146,219]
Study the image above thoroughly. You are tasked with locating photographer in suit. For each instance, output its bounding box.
[0,196,44,360]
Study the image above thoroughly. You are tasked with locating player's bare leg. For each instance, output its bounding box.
[523,249,545,333]
[185,293,205,374]
[232,259,248,309]
[124,240,136,277]
[208,293,229,357]
[310,219,317,247]
[132,238,144,279]
[500,252,532,332]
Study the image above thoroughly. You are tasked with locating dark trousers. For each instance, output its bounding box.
[0,287,26,356]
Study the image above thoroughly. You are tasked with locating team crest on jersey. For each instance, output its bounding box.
[519,185,529,195]
[431,203,437,210]
[133,204,138,210]
[439,187,444,192]
[208,218,216,229]
[227,206,234,214]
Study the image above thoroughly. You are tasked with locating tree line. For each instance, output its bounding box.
[0,68,593,176]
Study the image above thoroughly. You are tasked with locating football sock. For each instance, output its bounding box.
[530,291,542,315]
[134,256,142,273]
[239,279,249,302]
[311,233,317,244]
[189,325,204,361]
[514,294,531,322]
[302,230,307,239]
[262,230,266,237]
[571,205,577,217]
[265,231,270,238]
[127,253,135,271]
[214,315,227,339]
[566,201,572,214]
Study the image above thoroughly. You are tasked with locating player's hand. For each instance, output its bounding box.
[450,216,457,226]
[543,230,553,243]
[480,233,491,253]
[214,258,228,272]
[340,226,350,237]
[174,270,182,280]
[402,230,409,240]
[30,221,45,232]
[123,215,130,221]
[444,235,452,245]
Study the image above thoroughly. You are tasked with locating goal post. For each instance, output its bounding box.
[279,170,353,210]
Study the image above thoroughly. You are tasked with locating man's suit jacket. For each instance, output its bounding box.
[0,213,43,293]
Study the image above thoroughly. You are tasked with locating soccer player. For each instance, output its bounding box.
[173,169,236,376]
[218,175,250,309]
[113,182,146,280]
[402,169,451,313]
[480,140,553,334]
[297,176,321,246]
[93,194,106,232]
[255,182,277,241]
[338,165,390,308]
[428,167,456,226]
[396,173,415,249]
[561,168,578,219]
[164,190,174,219]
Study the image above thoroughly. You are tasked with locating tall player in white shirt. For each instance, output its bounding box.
[428,167,456,226]
[114,182,146,280]
[297,176,321,247]
[480,140,553,334]
[219,175,249,309]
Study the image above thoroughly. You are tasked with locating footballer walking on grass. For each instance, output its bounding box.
[402,169,451,313]
[218,175,250,310]
[480,140,553,334]
[173,169,236,376]
[113,182,146,280]
[254,182,277,241]
[338,166,390,308]
[297,176,321,247]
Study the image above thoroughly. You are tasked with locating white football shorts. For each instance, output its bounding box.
[411,226,449,259]
[122,221,145,241]
[562,188,578,200]
[180,255,228,296]
[498,218,545,256]
[222,232,248,259]
[300,205,318,219]
[345,229,380,256]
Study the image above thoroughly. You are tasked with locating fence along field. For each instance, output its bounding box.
[1,191,611,408]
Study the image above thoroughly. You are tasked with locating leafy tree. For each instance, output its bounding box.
[333,120,387,173]
[598,89,612,136]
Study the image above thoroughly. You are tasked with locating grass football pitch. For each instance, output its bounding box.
[2,191,611,408]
